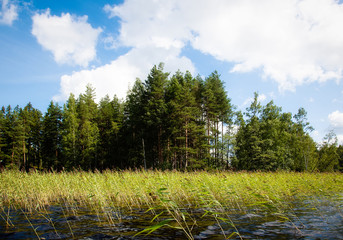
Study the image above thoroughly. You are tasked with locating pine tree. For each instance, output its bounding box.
[0,107,8,168]
[4,106,26,169]
[20,103,42,170]
[317,131,339,172]
[166,71,205,169]
[143,63,169,168]
[42,101,62,170]
[62,93,79,170]
[258,100,300,170]
[97,95,123,169]
[291,107,317,171]
[202,71,232,168]
[277,112,294,170]
[234,93,263,170]
[77,84,99,170]
[337,145,343,171]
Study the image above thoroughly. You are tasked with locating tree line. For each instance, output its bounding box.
[1,64,342,171]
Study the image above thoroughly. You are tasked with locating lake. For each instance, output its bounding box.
[1,196,342,239]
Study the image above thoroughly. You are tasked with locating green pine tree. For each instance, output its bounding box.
[317,131,339,172]
[77,84,99,170]
[123,78,147,168]
[62,93,79,170]
[42,101,62,170]
[143,63,169,168]
[97,95,123,169]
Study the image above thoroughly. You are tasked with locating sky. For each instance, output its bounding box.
[1,0,343,144]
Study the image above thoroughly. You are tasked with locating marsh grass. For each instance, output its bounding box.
[1,170,342,239]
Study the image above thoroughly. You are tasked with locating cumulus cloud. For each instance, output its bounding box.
[104,1,193,50]
[53,55,140,102]
[337,135,343,145]
[107,0,343,89]
[57,0,343,101]
[53,45,195,101]
[242,93,267,107]
[328,111,343,128]
[32,9,102,67]
[328,110,343,144]
[0,0,18,25]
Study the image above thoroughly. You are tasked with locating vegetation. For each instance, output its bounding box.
[0,63,342,171]
[1,64,341,238]
[1,170,342,214]
[1,170,342,239]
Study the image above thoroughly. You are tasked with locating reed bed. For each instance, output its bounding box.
[1,170,342,239]
[1,170,342,212]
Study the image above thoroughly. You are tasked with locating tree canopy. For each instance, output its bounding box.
[0,64,341,172]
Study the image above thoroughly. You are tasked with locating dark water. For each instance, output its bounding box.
[0,197,342,239]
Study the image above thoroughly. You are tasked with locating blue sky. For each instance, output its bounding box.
[1,0,343,144]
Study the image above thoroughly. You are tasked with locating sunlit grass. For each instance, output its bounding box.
[1,170,342,211]
[1,170,342,239]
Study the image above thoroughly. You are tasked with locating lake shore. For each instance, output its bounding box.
[1,170,342,239]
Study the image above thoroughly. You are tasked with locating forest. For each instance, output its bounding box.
[0,63,342,172]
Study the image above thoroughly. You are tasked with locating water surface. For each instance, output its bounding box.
[1,197,342,239]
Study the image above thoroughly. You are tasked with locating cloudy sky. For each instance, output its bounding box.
[1,0,343,144]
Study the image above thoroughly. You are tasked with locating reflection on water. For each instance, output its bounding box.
[0,197,342,239]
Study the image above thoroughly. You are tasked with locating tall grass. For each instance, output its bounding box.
[1,170,342,239]
[1,170,342,211]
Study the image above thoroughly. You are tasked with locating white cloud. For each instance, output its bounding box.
[53,55,141,102]
[328,110,343,128]
[242,93,267,106]
[328,110,343,144]
[337,134,343,145]
[192,0,343,91]
[57,0,343,101]
[258,94,267,102]
[106,0,343,90]
[310,130,321,143]
[102,35,117,50]
[0,0,18,25]
[32,9,102,67]
[312,130,320,137]
[104,1,193,50]
[53,45,195,101]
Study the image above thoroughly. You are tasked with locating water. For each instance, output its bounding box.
[1,197,342,239]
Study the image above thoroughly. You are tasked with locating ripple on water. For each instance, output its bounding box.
[1,197,343,239]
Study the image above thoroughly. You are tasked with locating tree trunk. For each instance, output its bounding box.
[215,121,218,166]
[174,139,177,170]
[207,115,210,166]
[142,138,146,170]
[185,120,188,170]
[73,127,76,165]
[158,126,163,166]
[55,147,58,169]
[11,144,14,163]
[23,139,26,170]
[167,138,170,168]
[222,119,224,165]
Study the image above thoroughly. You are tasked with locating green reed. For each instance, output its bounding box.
[0,170,342,239]
[1,170,342,211]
